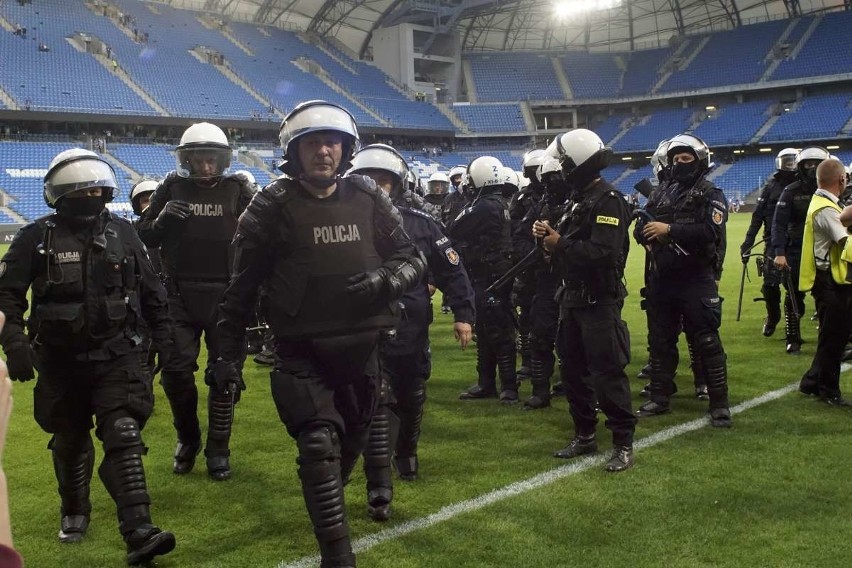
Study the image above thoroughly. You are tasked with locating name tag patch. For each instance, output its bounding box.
[596,215,619,226]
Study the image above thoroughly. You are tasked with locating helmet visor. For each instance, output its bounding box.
[176,147,232,179]
[44,159,118,206]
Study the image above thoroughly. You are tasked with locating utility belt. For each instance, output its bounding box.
[35,328,143,362]
[558,281,603,305]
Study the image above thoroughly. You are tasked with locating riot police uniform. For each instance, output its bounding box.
[536,130,636,471]
[449,156,518,403]
[741,149,797,337]
[771,146,830,354]
[0,150,175,564]
[137,123,255,480]
[635,134,731,427]
[215,101,425,568]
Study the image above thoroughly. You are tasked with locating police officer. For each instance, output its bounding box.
[442,165,472,228]
[449,156,518,403]
[521,156,571,408]
[0,150,175,564]
[214,101,425,567]
[635,134,731,427]
[799,159,852,403]
[533,130,636,471]
[510,149,547,381]
[425,171,450,210]
[137,122,255,480]
[771,146,829,354]
[740,148,797,337]
[129,178,161,273]
[349,144,474,519]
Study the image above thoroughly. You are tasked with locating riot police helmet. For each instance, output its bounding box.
[348,143,410,196]
[129,178,160,216]
[278,100,359,180]
[176,122,232,183]
[538,156,563,189]
[650,139,670,181]
[517,172,531,190]
[776,148,798,172]
[551,129,612,190]
[502,167,520,195]
[522,149,546,183]
[795,146,829,182]
[44,148,119,208]
[424,172,448,196]
[666,134,711,169]
[448,165,466,189]
[466,156,504,192]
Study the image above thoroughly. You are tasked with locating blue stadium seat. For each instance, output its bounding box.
[452,104,526,133]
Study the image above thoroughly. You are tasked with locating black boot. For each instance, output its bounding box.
[523,349,553,410]
[52,435,94,544]
[161,375,201,474]
[496,351,519,405]
[516,333,532,380]
[637,356,675,417]
[99,417,175,566]
[553,434,597,459]
[364,397,396,522]
[205,387,234,481]
[687,338,708,401]
[297,427,355,568]
[762,284,781,337]
[461,345,497,399]
[394,386,425,481]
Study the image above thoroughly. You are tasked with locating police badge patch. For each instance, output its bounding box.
[446,248,460,265]
[711,208,724,225]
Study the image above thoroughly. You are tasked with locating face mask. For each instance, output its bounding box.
[671,162,699,184]
[57,196,105,221]
[802,167,817,183]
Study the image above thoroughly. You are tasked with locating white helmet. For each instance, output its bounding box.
[279,100,359,177]
[537,156,562,187]
[349,144,410,188]
[551,129,611,188]
[448,165,466,186]
[517,173,531,190]
[650,139,669,180]
[426,171,450,196]
[666,133,711,169]
[176,122,232,180]
[775,148,798,172]
[233,169,256,186]
[522,149,546,181]
[129,178,160,215]
[466,156,504,190]
[44,148,118,207]
[502,167,520,191]
[796,146,829,165]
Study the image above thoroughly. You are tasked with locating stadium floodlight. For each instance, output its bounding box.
[553,0,622,19]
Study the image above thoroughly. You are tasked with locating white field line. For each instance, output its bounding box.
[279,364,850,568]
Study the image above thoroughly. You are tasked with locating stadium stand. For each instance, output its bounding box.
[467,53,564,102]
[452,104,527,133]
[621,47,671,96]
[560,52,622,100]
[594,112,632,145]
[692,100,774,147]
[0,0,158,114]
[613,108,694,153]
[761,93,852,142]
[710,154,776,201]
[771,11,852,80]
[659,19,789,92]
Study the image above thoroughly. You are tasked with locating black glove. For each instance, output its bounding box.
[210,359,245,396]
[5,342,35,382]
[147,339,173,374]
[740,241,753,263]
[153,200,191,230]
[346,268,390,303]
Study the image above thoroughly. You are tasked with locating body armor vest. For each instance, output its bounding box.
[647,178,719,274]
[456,193,512,283]
[557,183,627,301]
[30,215,140,354]
[264,179,398,339]
[166,177,241,282]
[785,180,817,248]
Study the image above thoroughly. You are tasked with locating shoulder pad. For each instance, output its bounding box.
[346,174,379,195]
[404,207,432,220]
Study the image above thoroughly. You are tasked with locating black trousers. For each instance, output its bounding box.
[808,271,852,398]
[556,302,636,446]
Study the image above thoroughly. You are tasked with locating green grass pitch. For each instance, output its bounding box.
[4,213,852,567]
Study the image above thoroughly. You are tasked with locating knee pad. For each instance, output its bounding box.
[49,431,94,460]
[102,416,145,456]
[695,332,724,361]
[296,426,340,466]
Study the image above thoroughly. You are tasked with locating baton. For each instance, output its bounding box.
[736,260,748,322]
[783,268,800,319]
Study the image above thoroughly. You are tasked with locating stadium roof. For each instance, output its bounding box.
[207,0,847,56]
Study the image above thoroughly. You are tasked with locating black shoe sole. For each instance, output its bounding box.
[127,531,176,566]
